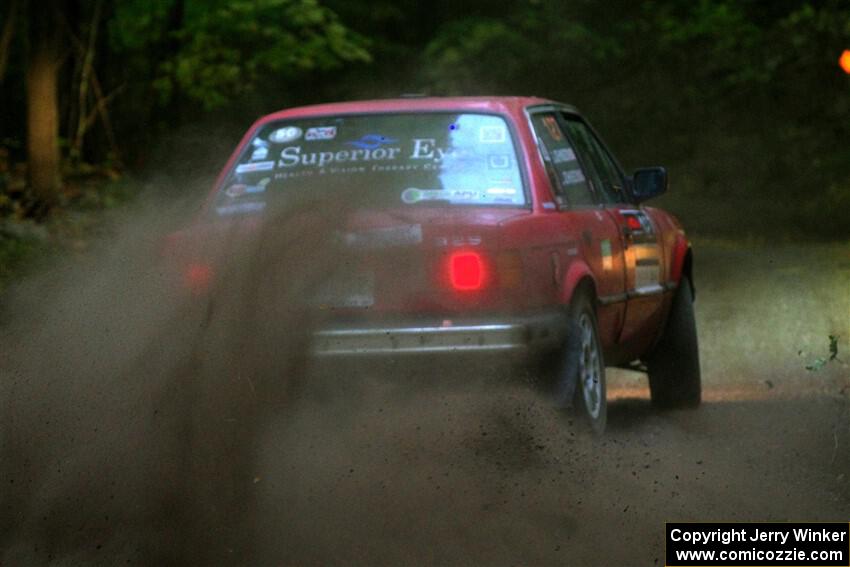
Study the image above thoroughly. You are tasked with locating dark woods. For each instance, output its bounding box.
[0,0,849,235]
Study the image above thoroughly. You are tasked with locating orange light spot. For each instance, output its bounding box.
[840,50,850,75]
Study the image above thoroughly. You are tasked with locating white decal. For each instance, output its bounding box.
[278,145,403,168]
[305,126,337,141]
[488,154,511,169]
[235,161,275,174]
[479,125,506,143]
[250,146,269,161]
[269,126,302,143]
[561,169,585,185]
[552,148,576,163]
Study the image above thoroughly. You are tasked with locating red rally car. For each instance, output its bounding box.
[194,96,700,433]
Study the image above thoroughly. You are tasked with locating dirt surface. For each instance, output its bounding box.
[1,220,848,565]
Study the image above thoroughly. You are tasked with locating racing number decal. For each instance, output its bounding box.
[620,210,662,293]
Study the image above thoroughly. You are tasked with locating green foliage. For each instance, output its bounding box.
[424,19,529,94]
[110,0,369,110]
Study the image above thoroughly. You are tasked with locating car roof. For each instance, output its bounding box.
[258,96,578,122]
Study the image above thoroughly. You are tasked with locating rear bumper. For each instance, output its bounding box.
[312,311,567,356]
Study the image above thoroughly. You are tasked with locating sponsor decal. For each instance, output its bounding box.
[401,187,483,204]
[542,116,563,141]
[479,125,506,143]
[343,224,423,249]
[276,138,460,169]
[268,126,302,143]
[225,177,270,198]
[225,184,248,198]
[278,145,403,168]
[235,160,275,174]
[635,258,660,288]
[346,133,397,150]
[488,154,511,169]
[600,239,613,270]
[216,202,266,216]
[401,187,439,204]
[552,147,576,163]
[486,187,516,196]
[488,175,514,187]
[250,146,269,161]
[561,169,585,186]
[409,138,456,162]
[305,126,337,141]
[542,201,557,210]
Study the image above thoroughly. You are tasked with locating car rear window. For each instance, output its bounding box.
[214,112,526,216]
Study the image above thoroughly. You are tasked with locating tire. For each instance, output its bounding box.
[545,291,607,434]
[646,276,701,409]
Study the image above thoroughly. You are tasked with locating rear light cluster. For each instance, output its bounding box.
[446,250,522,292]
[449,252,485,290]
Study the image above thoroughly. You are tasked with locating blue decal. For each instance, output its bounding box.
[346,134,398,150]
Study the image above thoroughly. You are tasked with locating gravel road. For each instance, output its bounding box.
[2,233,848,565]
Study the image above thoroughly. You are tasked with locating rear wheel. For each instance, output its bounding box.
[646,276,701,408]
[543,291,607,434]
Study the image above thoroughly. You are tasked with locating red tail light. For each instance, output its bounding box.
[626,215,643,231]
[449,251,485,291]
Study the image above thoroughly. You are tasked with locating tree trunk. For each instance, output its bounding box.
[0,0,20,84]
[26,1,61,215]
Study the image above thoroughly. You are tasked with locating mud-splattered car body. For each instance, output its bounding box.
[183,96,699,431]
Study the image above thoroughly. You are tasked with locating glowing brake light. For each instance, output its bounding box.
[626,215,643,231]
[449,251,485,291]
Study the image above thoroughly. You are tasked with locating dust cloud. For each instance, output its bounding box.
[1,189,848,565]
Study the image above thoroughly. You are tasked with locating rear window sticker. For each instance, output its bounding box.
[401,187,482,204]
[561,169,585,185]
[488,175,515,186]
[488,154,511,169]
[346,134,398,149]
[543,116,562,141]
[250,146,269,161]
[486,187,516,196]
[401,187,440,204]
[479,125,506,143]
[235,160,275,174]
[305,126,337,141]
[268,126,302,143]
[225,177,270,198]
[538,142,551,161]
[225,184,248,198]
[552,148,576,164]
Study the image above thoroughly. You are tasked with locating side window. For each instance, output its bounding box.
[561,116,626,204]
[530,113,594,207]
